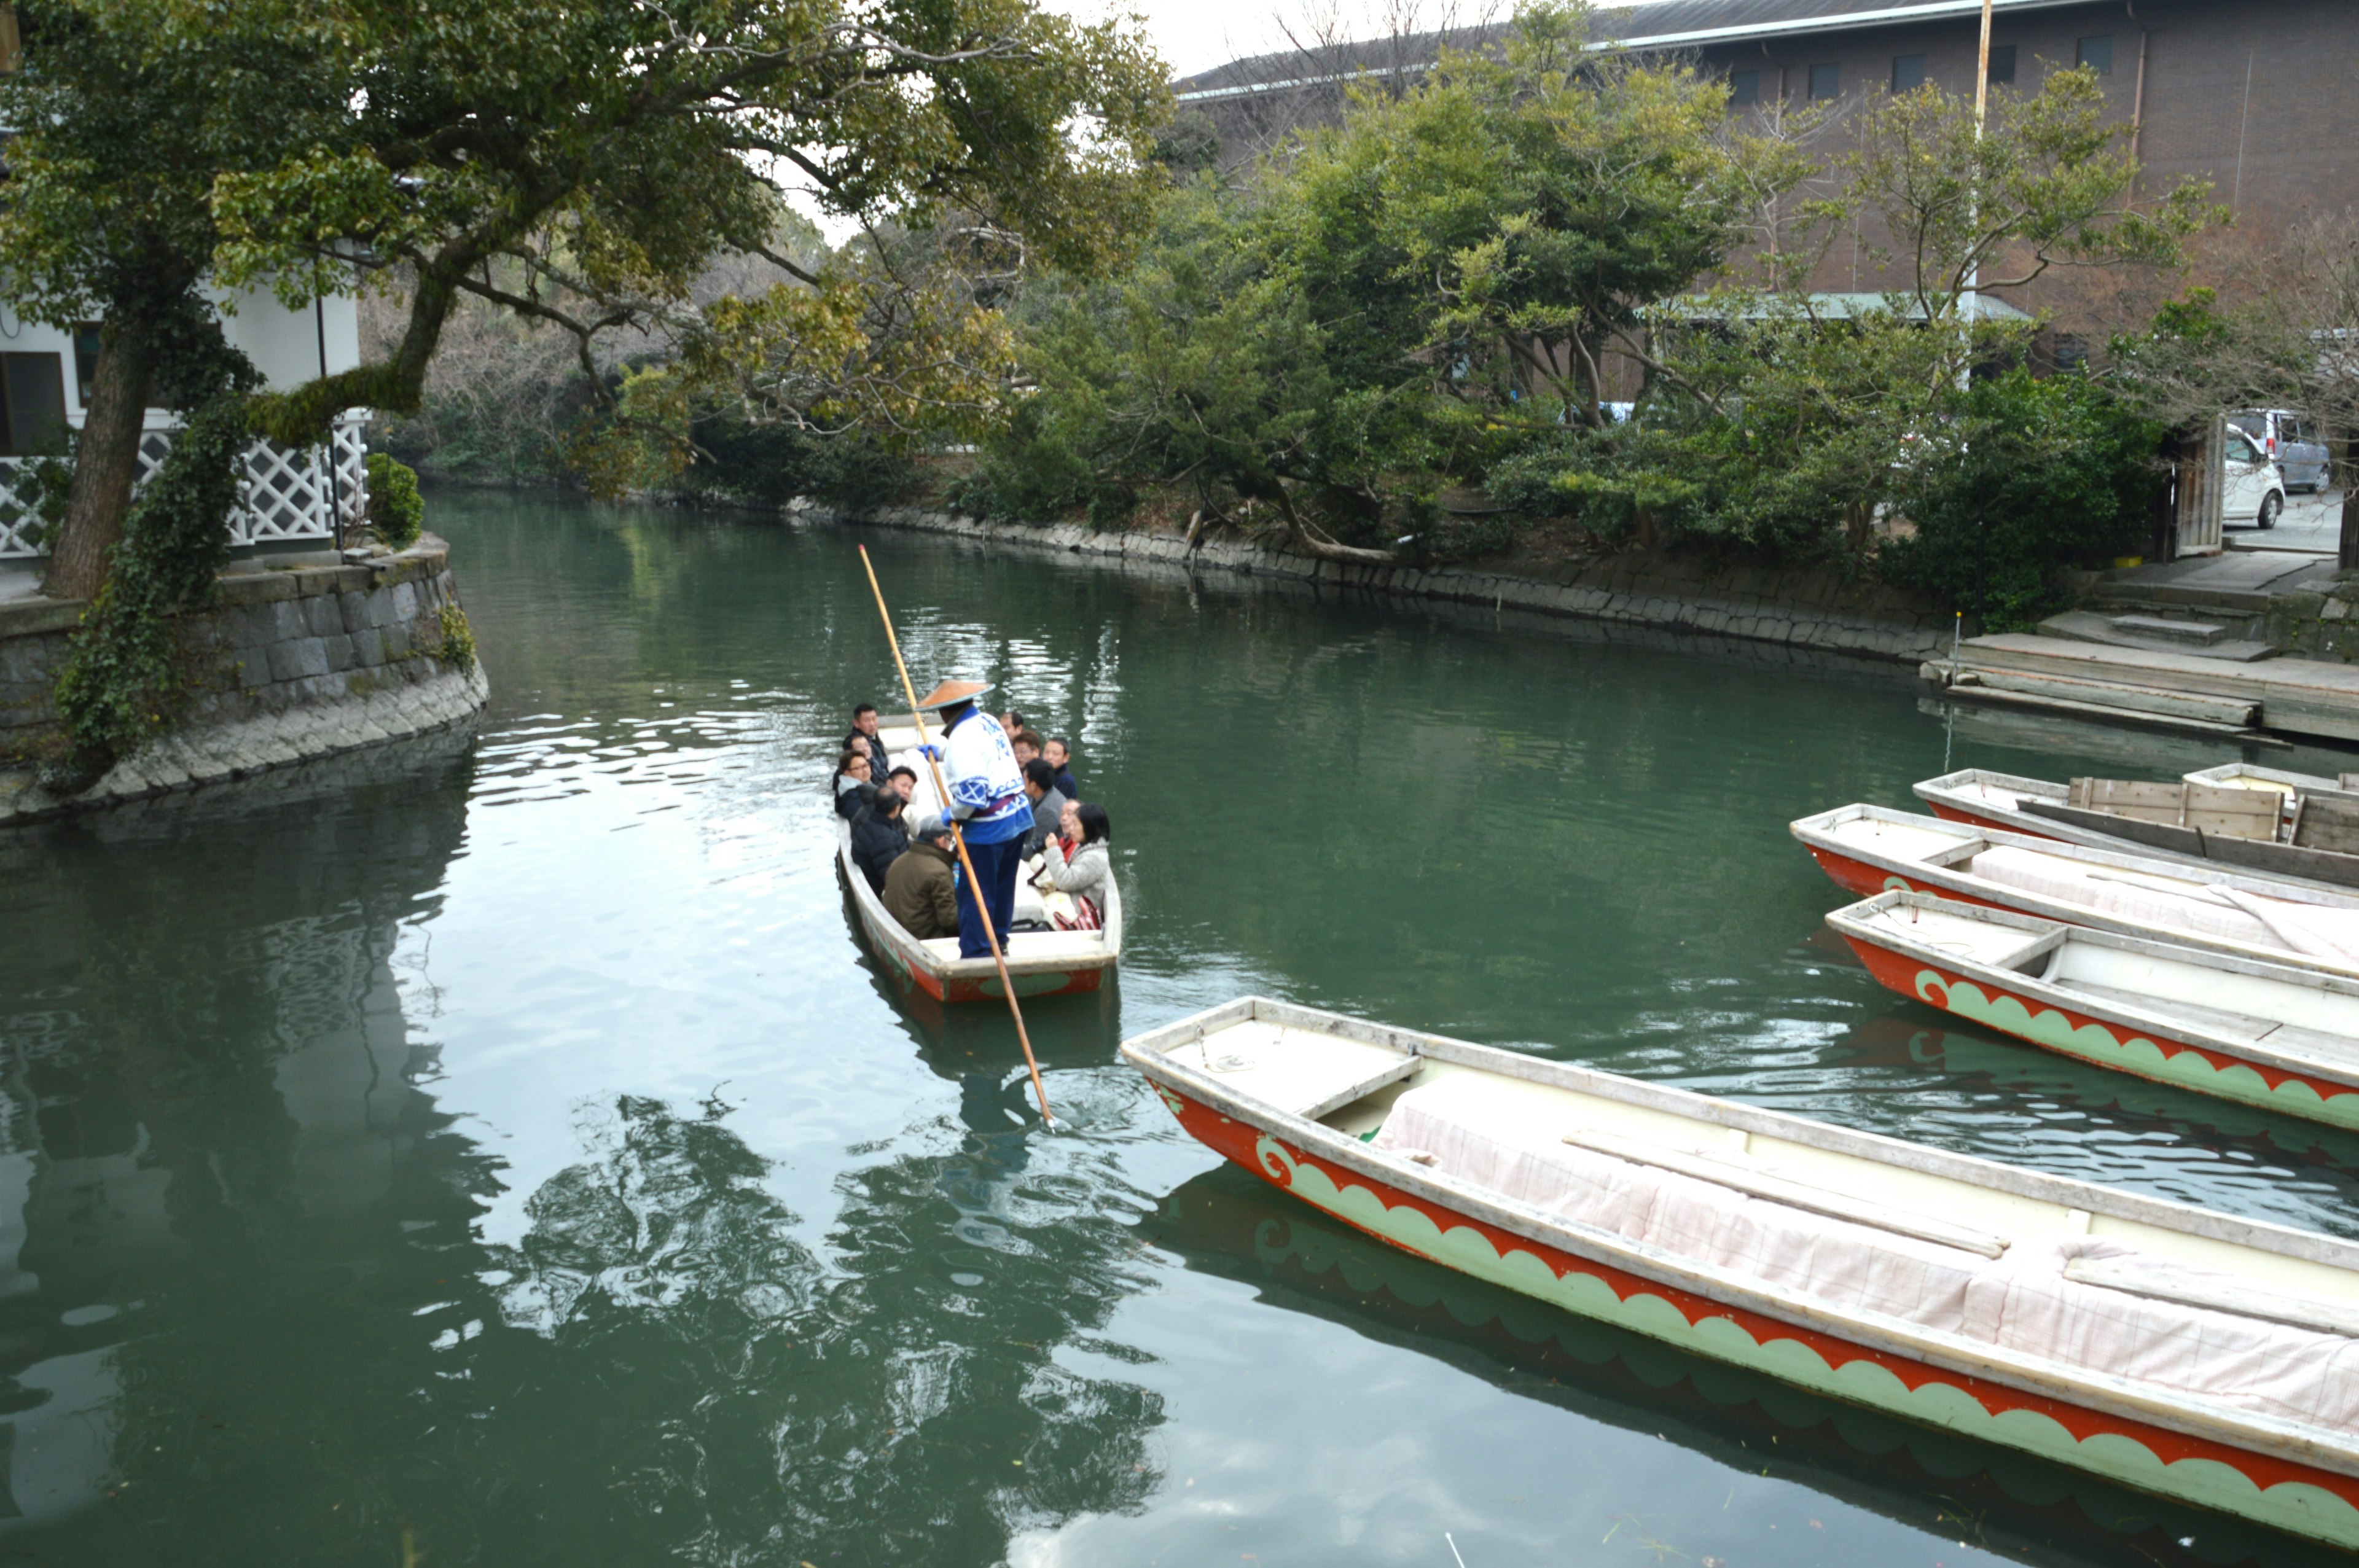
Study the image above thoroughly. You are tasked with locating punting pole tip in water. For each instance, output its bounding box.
[855,544,1054,1123]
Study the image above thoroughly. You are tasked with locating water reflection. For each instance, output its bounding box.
[0,723,1164,1565]
[1147,1165,2351,1568]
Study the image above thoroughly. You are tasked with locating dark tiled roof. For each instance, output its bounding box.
[1173,0,2084,98]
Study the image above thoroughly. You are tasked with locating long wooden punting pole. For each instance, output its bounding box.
[856,545,1055,1124]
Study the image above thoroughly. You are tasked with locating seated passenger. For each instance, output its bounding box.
[886,764,919,805]
[845,703,890,773]
[1043,736,1079,801]
[851,790,910,892]
[1037,800,1111,927]
[834,748,876,821]
[1020,757,1068,857]
[885,815,961,940]
[1011,730,1043,768]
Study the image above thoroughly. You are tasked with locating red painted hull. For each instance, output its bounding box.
[910,962,1106,1004]
[1154,1083,2359,1534]
[1925,800,2056,840]
[1799,843,2009,910]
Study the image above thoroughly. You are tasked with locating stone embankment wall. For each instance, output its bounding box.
[0,534,488,825]
[823,504,1953,664]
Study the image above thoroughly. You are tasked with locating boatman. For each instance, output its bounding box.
[914,677,1030,959]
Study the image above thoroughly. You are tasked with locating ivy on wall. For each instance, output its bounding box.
[44,294,260,792]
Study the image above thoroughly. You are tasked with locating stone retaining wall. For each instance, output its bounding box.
[0,533,488,825]
[824,504,1953,664]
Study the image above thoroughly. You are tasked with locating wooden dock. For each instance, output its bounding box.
[1925,634,2359,744]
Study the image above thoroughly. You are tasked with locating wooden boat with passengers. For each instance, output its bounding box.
[1827,889,2359,1129]
[1127,997,2359,1549]
[835,716,1122,1003]
[1915,766,2359,893]
[1791,803,2359,980]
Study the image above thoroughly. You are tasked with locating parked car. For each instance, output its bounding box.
[2224,425,2288,529]
[2228,408,2332,493]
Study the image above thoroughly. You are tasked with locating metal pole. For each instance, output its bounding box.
[857,544,1055,1125]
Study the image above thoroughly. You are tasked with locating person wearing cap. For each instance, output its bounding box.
[914,678,1031,958]
[884,814,960,940]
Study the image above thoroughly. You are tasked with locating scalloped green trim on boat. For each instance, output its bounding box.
[1257,1135,2359,1548]
[1922,972,2359,1130]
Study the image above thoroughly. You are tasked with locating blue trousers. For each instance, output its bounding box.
[954,833,1025,959]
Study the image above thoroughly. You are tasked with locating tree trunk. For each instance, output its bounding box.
[44,320,154,603]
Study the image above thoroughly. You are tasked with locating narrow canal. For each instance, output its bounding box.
[1,491,2355,1567]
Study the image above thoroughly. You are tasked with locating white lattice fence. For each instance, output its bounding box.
[0,414,370,560]
[0,460,43,558]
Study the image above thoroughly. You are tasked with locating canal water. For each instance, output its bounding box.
[1,491,2355,1568]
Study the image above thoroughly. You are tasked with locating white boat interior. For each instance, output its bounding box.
[1801,806,2359,966]
[1131,1001,2359,1468]
[1833,894,2359,1074]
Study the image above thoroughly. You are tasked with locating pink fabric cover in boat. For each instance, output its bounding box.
[1372,1074,1987,1332]
[1370,1074,2359,1430]
[1968,845,2359,963]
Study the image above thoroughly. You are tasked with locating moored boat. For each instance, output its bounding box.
[1791,804,2359,978]
[835,717,1122,1003]
[1915,767,2359,892]
[1828,889,2359,1129]
[1127,997,2359,1548]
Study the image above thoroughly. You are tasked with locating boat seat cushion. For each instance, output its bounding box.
[1963,1239,2359,1431]
[1371,1075,1987,1333]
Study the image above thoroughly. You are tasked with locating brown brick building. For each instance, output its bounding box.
[1175,0,2358,322]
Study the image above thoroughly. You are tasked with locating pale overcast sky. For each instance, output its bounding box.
[1060,0,1388,77]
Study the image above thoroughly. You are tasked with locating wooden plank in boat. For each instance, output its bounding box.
[2066,778,2278,839]
[2065,1257,2359,1340]
[2296,795,2359,856]
[1558,1126,2012,1258]
[2021,799,2359,890]
[1165,1023,1419,1121]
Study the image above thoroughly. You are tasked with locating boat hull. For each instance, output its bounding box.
[847,886,1108,1002]
[1147,1077,2359,1548]
[1836,929,2359,1131]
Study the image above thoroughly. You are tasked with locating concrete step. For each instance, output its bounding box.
[2034,610,2279,663]
[2107,612,2228,645]
[2090,579,2278,613]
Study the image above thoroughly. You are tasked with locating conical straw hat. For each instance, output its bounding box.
[913,678,993,709]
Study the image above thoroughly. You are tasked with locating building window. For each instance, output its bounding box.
[2076,35,2113,74]
[73,324,101,408]
[1891,53,1925,92]
[1987,44,2017,84]
[1808,62,1840,100]
[0,352,68,456]
[1728,69,1759,106]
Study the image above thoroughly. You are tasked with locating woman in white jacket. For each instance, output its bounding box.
[1036,800,1112,921]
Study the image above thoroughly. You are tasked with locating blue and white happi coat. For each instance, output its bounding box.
[941,708,1029,845]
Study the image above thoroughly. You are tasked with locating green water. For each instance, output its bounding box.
[1,492,2356,1568]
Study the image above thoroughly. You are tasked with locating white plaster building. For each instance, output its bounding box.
[0,286,371,560]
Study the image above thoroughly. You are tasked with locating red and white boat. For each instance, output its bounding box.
[1791,804,2359,980]
[1127,997,2359,1549]
[1828,889,2359,1129]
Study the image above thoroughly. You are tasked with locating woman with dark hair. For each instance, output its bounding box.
[833,747,877,822]
[1036,798,1111,926]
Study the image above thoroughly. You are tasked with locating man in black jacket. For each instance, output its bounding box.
[850,789,910,892]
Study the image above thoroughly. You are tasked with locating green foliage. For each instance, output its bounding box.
[365,454,425,549]
[435,604,477,674]
[47,298,260,787]
[1880,372,2163,630]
